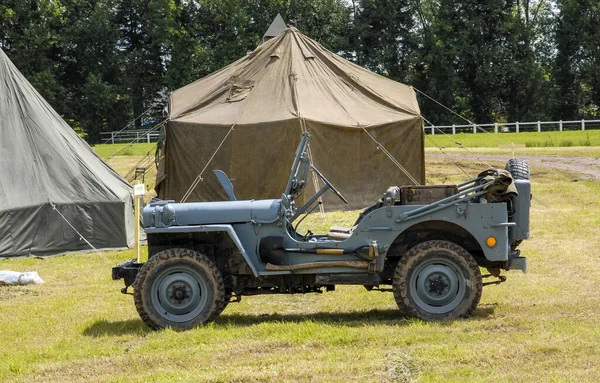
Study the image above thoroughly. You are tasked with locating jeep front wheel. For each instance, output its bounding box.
[393,240,482,321]
[134,248,226,330]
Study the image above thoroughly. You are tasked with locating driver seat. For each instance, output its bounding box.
[327,225,355,241]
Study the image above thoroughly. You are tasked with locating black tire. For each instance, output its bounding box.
[393,240,482,321]
[133,248,227,330]
[505,158,530,180]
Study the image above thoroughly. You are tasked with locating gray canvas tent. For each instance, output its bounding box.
[156,27,424,208]
[0,48,134,258]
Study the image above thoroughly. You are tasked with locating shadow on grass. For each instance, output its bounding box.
[82,305,497,336]
[472,303,498,318]
[216,304,496,327]
[83,319,149,337]
[217,308,406,327]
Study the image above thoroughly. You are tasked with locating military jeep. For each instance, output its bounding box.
[113,132,531,330]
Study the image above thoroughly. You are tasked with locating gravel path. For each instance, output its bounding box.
[427,153,600,180]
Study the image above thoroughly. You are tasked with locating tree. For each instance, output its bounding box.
[165,1,212,90]
[410,0,468,124]
[6,0,599,141]
[0,0,66,110]
[350,0,415,82]
[504,0,555,122]
[114,0,175,128]
[554,0,600,119]
[58,0,129,142]
[411,0,521,124]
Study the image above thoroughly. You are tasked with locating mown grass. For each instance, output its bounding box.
[2,146,600,382]
[425,129,600,148]
[93,142,157,158]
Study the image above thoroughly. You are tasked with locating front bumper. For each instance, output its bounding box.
[112,260,144,293]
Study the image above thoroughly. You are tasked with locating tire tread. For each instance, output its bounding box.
[392,240,482,321]
[133,248,226,330]
[505,158,530,180]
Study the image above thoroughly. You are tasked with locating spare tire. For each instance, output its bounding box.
[505,158,529,180]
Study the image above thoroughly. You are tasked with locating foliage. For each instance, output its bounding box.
[2,1,600,142]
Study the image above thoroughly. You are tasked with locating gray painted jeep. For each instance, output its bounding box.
[113,133,531,330]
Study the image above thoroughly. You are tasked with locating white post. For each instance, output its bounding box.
[147,133,151,143]
[111,132,115,144]
[431,125,435,135]
[494,123,498,133]
[582,119,585,131]
[537,121,541,132]
[473,124,476,134]
[559,120,563,131]
[133,183,145,263]
[516,122,519,133]
[452,124,456,134]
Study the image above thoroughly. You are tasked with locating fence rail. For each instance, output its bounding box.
[100,130,160,144]
[426,119,600,134]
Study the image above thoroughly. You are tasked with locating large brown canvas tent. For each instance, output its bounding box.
[0,48,134,257]
[156,27,424,208]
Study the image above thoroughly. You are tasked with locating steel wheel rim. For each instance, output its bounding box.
[409,255,466,314]
[151,265,209,323]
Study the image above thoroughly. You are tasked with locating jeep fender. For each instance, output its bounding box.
[145,224,259,275]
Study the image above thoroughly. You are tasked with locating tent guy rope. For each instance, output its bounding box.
[416,90,555,210]
[359,124,421,185]
[180,124,236,203]
[421,115,494,170]
[423,134,472,178]
[101,104,161,144]
[106,120,165,160]
[49,202,111,264]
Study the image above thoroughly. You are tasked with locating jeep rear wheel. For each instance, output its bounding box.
[134,248,226,330]
[393,240,482,321]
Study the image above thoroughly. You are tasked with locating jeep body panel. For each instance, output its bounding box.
[143,198,511,276]
[143,199,281,227]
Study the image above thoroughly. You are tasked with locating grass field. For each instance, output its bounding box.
[1,141,600,382]
[424,129,600,148]
[93,142,157,158]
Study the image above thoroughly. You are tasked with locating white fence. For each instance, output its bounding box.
[426,119,600,134]
[100,130,160,143]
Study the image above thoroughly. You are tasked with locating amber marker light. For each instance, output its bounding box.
[486,236,497,247]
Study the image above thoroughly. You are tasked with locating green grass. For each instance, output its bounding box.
[93,143,157,158]
[425,129,600,148]
[3,148,600,382]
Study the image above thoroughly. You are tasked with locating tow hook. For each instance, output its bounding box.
[482,268,507,286]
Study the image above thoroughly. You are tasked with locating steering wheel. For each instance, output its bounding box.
[311,165,349,204]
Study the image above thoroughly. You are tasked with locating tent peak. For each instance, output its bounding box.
[263,14,287,42]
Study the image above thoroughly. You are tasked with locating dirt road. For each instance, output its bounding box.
[427,153,600,180]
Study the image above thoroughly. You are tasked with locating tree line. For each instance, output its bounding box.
[1,0,598,143]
